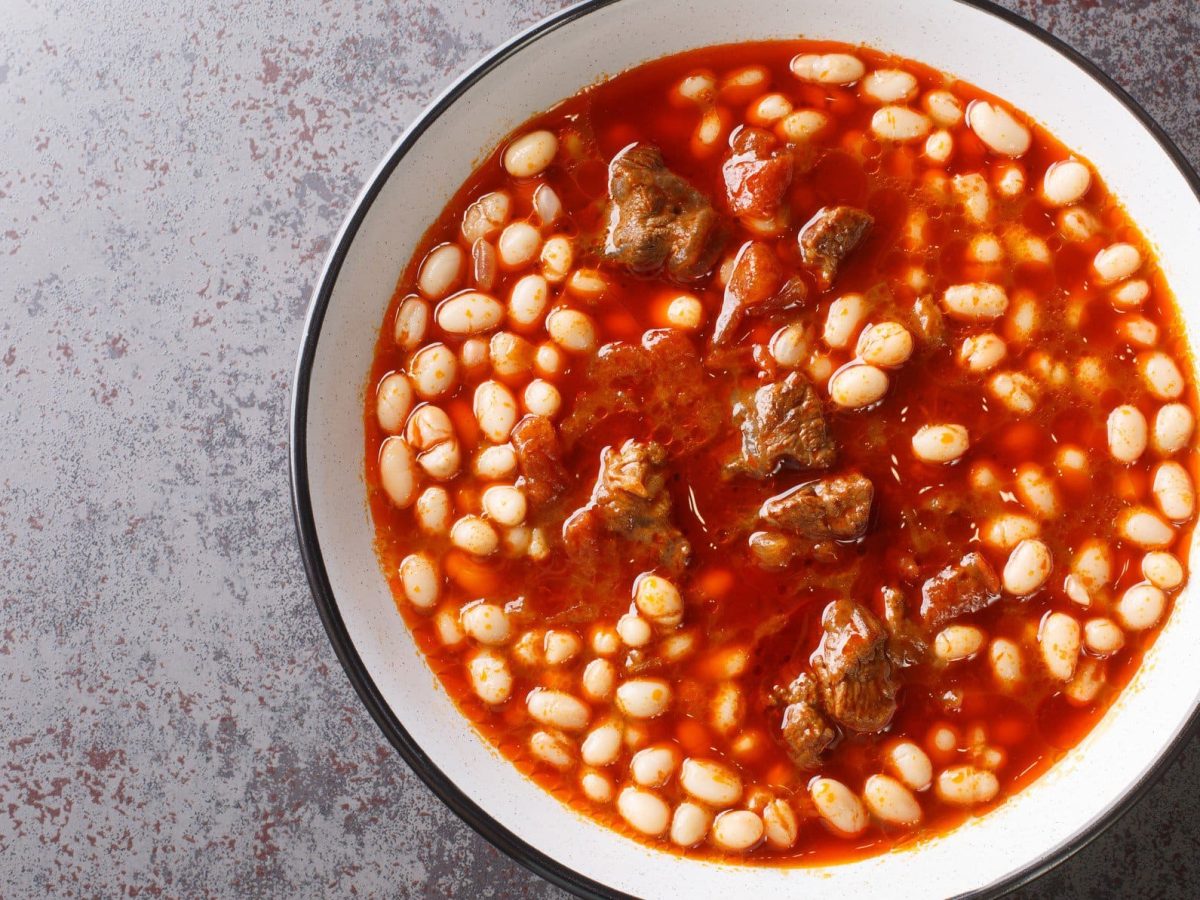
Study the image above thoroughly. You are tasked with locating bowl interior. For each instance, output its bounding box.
[294,0,1200,896]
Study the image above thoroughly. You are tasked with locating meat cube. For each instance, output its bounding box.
[602,143,724,282]
[777,673,836,769]
[759,473,874,541]
[511,415,570,512]
[564,439,691,571]
[711,241,807,346]
[812,599,898,733]
[919,552,1001,628]
[882,586,929,667]
[723,127,793,218]
[730,371,836,477]
[798,205,874,290]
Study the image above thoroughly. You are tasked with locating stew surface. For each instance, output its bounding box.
[364,40,1197,864]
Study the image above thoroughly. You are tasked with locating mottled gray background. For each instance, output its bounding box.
[0,0,1196,896]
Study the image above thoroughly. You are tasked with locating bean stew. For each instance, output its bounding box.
[364,40,1197,864]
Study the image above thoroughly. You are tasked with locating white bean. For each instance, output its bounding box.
[529,730,574,770]
[543,630,580,666]
[870,105,932,142]
[1093,243,1142,285]
[394,296,430,350]
[966,100,1031,156]
[634,574,684,628]
[1107,405,1148,463]
[924,129,954,164]
[474,443,517,480]
[862,69,918,103]
[417,243,465,300]
[887,741,933,791]
[488,331,532,378]
[534,342,565,378]
[666,293,705,330]
[533,184,562,225]
[616,678,672,719]
[467,650,512,705]
[856,321,913,367]
[748,92,793,125]
[1116,583,1166,631]
[376,373,415,434]
[399,553,440,609]
[864,774,922,826]
[435,290,503,335]
[527,689,591,732]
[829,363,889,408]
[409,343,458,399]
[959,333,1007,372]
[1058,205,1099,241]
[1084,618,1125,656]
[581,658,616,703]
[616,613,652,648]
[762,799,799,848]
[934,624,985,661]
[1003,539,1052,596]
[710,682,744,735]
[580,769,614,803]
[952,173,991,225]
[546,307,596,354]
[379,436,419,508]
[523,379,561,418]
[508,274,550,330]
[1117,315,1158,348]
[473,381,518,443]
[581,721,623,767]
[711,810,764,851]
[670,801,712,847]
[566,268,608,300]
[450,514,499,556]
[770,323,811,367]
[988,371,1038,413]
[1142,551,1184,590]
[823,293,869,349]
[1110,279,1150,309]
[417,438,463,481]
[1139,352,1185,400]
[810,777,868,836]
[539,235,574,284]
[503,130,558,178]
[630,746,678,787]
[923,89,963,126]
[981,513,1039,550]
[1153,461,1195,521]
[1153,404,1195,455]
[936,765,999,805]
[415,486,451,534]
[1117,506,1174,549]
[481,485,527,527]
[460,601,510,645]
[616,786,670,836]
[461,191,511,242]
[434,608,464,647]
[1016,465,1060,519]
[497,222,541,269]
[1041,160,1091,206]
[1039,611,1081,681]
[942,282,1008,320]
[777,108,830,142]
[911,424,969,464]
[989,638,1023,689]
[679,758,742,807]
[790,52,865,85]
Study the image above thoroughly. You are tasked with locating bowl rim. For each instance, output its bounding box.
[289,1,1200,896]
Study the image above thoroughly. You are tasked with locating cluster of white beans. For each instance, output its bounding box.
[374,48,1196,856]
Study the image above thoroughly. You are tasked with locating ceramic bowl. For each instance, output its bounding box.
[291,1,1200,895]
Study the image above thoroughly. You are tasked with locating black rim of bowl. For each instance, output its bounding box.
[289,1,1200,897]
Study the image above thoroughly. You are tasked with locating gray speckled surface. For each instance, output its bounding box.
[1,0,1196,896]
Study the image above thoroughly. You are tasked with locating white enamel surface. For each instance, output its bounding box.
[297,0,1200,896]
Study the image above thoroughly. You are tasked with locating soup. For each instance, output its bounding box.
[363,41,1197,863]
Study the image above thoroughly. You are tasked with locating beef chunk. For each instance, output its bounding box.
[723,128,793,218]
[812,599,898,733]
[730,371,836,477]
[603,143,724,282]
[919,552,1001,628]
[560,329,724,454]
[882,586,929,667]
[798,205,874,290]
[759,473,874,541]
[777,673,836,769]
[511,415,570,513]
[564,439,690,571]
[711,241,807,346]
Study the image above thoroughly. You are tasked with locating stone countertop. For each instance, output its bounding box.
[1,0,1197,896]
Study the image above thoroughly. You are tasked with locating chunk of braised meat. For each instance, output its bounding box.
[711,240,807,346]
[563,439,691,571]
[775,673,836,769]
[759,473,874,541]
[812,599,898,733]
[511,415,570,513]
[723,127,793,218]
[798,205,874,290]
[560,329,724,454]
[602,143,724,282]
[910,294,945,346]
[729,371,836,477]
[882,586,929,667]
[919,552,1001,629]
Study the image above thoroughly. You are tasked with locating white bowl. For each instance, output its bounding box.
[291,1,1200,895]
